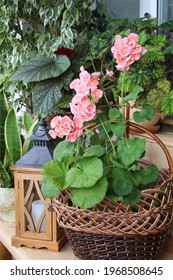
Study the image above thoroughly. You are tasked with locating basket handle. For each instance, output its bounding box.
[128,121,173,177]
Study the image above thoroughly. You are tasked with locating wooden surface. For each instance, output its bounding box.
[0,221,75,260]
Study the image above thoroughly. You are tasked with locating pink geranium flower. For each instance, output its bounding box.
[127,33,138,42]
[106,69,114,77]
[119,44,130,57]
[50,115,62,128]
[111,33,147,71]
[91,88,103,100]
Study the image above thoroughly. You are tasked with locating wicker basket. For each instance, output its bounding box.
[53,123,173,260]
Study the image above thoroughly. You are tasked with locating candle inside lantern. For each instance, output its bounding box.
[31,200,46,232]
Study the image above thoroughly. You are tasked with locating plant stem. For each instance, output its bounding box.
[98,116,116,156]
[121,70,126,118]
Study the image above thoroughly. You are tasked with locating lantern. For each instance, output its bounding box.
[11,119,67,251]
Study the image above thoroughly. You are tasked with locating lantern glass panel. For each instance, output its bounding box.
[23,179,46,233]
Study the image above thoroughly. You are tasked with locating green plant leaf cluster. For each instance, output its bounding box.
[0,0,109,115]
[133,104,155,122]
[41,106,159,208]
[0,92,38,188]
[162,90,173,115]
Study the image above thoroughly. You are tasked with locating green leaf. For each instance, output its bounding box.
[142,104,155,120]
[122,85,143,102]
[41,175,59,199]
[111,167,133,196]
[22,117,38,155]
[23,111,33,132]
[65,28,73,41]
[32,72,73,115]
[32,78,63,115]
[106,195,123,202]
[0,92,8,163]
[0,161,12,188]
[10,55,70,82]
[141,164,159,185]
[128,170,143,187]
[58,94,72,109]
[66,156,103,188]
[70,176,108,208]
[117,138,146,166]
[42,160,67,190]
[65,0,73,9]
[111,121,126,137]
[133,104,155,123]
[123,188,142,206]
[53,140,75,163]
[70,6,79,21]
[83,145,105,157]
[108,107,121,120]
[133,111,146,122]
[5,108,22,165]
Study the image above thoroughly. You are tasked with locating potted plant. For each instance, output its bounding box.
[0,91,38,225]
[41,32,173,260]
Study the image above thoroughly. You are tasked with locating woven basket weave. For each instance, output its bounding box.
[53,123,173,260]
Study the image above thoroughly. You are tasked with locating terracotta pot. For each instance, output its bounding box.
[0,188,15,226]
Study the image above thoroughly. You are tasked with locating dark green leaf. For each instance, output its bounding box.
[133,104,155,123]
[142,104,155,120]
[141,164,159,184]
[32,78,63,115]
[128,170,143,187]
[0,92,7,163]
[133,111,146,122]
[10,55,70,82]
[70,176,108,208]
[117,137,146,166]
[111,167,133,196]
[123,188,141,206]
[111,121,126,137]
[108,107,121,120]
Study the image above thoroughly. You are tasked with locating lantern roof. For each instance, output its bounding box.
[14,118,54,168]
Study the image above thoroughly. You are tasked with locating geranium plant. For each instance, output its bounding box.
[41,33,159,209]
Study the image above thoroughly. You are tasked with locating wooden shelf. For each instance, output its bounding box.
[0,221,75,260]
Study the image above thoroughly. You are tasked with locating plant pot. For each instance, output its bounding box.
[126,100,161,132]
[0,188,15,226]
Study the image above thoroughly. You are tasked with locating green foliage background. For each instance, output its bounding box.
[0,0,106,113]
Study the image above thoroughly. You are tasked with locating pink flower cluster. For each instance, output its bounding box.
[111,33,147,71]
[49,66,103,142]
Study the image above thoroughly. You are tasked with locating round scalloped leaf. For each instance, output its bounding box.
[66,156,103,188]
[70,176,108,208]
